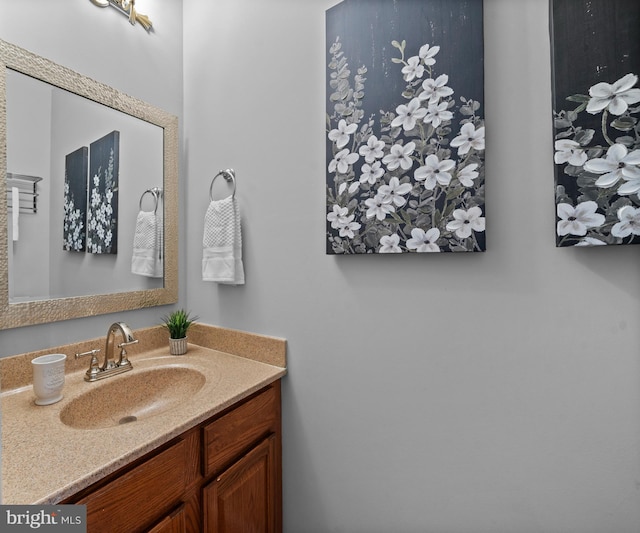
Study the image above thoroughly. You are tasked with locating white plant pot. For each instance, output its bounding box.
[169,336,188,355]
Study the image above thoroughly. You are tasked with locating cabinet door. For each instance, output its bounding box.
[148,505,186,533]
[204,435,277,533]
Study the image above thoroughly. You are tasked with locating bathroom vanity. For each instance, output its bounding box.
[0,323,286,532]
[68,381,281,532]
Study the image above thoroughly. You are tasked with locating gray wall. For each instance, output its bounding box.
[183,0,640,532]
[6,72,51,300]
[1,0,639,531]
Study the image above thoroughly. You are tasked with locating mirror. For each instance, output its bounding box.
[0,39,178,329]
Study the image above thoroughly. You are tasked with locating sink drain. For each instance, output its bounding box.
[118,415,137,425]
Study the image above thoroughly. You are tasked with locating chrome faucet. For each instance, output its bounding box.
[103,322,138,370]
[76,322,139,382]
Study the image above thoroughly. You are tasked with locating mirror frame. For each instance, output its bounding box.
[0,39,178,329]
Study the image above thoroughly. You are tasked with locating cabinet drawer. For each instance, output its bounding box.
[76,439,187,533]
[203,385,277,477]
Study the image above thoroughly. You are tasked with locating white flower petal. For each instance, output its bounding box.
[622,149,640,165]
[586,98,608,114]
[617,180,640,195]
[589,82,613,98]
[594,171,621,188]
[613,73,638,93]
[584,158,616,173]
[621,88,640,105]
[608,96,628,115]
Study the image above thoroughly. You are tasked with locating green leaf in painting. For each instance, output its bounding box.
[566,94,589,103]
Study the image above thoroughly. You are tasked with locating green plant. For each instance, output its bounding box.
[161,309,199,339]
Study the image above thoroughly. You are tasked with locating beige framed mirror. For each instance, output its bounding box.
[0,39,178,329]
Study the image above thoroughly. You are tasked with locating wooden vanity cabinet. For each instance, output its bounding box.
[63,381,282,533]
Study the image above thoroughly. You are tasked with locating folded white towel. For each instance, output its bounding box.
[203,196,245,285]
[131,210,163,278]
[11,187,19,242]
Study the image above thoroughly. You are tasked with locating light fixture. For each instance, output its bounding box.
[89,0,152,31]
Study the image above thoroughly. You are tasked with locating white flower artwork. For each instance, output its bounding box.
[551,0,640,247]
[326,0,485,254]
[87,130,119,254]
[63,147,88,252]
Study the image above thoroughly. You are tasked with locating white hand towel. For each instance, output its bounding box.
[202,196,245,285]
[131,210,163,278]
[11,187,19,241]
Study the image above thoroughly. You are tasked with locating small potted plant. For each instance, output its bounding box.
[161,309,198,355]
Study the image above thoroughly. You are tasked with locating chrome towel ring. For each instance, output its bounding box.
[139,187,162,214]
[209,168,236,200]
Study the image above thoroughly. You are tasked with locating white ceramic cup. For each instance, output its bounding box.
[31,353,67,405]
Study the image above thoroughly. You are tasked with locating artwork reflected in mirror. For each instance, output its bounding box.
[88,130,119,255]
[63,146,88,252]
[551,0,640,247]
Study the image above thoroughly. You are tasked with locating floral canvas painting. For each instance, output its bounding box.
[63,146,88,252]
[326,0,485,254]
[88,130,119,254]
[551,0,640,247]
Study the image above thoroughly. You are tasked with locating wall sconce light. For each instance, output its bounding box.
[89,0,153,31]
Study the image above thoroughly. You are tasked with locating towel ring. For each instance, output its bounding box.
[209,168,236,201]
[139,187,162,214]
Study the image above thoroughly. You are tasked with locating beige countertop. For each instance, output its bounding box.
[1,324,287,505]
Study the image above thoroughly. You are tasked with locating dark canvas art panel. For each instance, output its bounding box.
[326,0,485,254]
[63,146,88,252]
[551,0,640,247]
[88,130,120,254]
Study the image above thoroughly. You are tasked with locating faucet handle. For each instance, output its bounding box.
[117,339,139,367]
[118,339,139,348]
[75,349,101,381]
[75,348,100,360]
